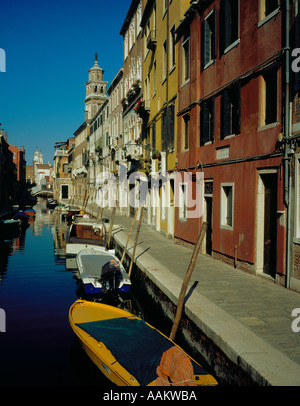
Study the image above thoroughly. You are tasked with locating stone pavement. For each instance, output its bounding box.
[91,207,300,385]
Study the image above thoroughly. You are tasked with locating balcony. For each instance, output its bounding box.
[54,149,68,158]
[147,30,157,51]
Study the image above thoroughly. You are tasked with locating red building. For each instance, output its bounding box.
[175,0,290,285]
[9,144,26,183]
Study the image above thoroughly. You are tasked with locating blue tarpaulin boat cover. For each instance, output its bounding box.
[76,317,206,386]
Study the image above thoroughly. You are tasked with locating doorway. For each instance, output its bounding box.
[256,172,277,278]
[61,185,69,200]
[204,181,213,255]
[262,174,277,278]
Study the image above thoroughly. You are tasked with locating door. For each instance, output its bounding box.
[205,197,213,255]
[61,185,69,200]
[262,174,277,277]
[204,181,213,255]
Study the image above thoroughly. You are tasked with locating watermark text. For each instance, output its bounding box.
[0,308,6,332]
[0,48,6,72]
[291,308,300,333]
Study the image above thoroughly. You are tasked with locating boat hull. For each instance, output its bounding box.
[69,300,218,387]
[76,247,131,297]
[66,243,112,257]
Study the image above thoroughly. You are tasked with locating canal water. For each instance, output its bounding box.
[0,199,215,388]
[0,199,118,386]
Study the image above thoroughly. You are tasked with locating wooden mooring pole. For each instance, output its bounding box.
[128,206,144,278]
[169,222,207,342]
[120,208,139,264]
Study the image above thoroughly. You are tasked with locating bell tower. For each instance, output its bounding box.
[84,53,108,121]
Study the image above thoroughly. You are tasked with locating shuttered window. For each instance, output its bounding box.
[219,0,239,56]
[200,98,215,145]
[161,104,175,152]
[182,34,190,83]
[183,114,190,150]
[221,85,241,139]
[152,122,156,150]
[201,8,217,69]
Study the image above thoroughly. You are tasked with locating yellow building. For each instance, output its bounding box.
[140,0,190,238]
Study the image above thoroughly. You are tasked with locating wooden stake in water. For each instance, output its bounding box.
[169,222,207,342]
[128,207,144,278]
[120,208,139,264]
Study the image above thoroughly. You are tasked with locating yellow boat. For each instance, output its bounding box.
[69,299,218,387]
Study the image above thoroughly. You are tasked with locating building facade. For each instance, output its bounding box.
[53,0,300,292]
[290,0,300,291]
[175,0,290,286]
[53,139,74,204]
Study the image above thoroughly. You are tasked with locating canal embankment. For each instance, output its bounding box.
[71,205,300,386]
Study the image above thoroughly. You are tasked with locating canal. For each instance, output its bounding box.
[0,199,214,388]
[0,199,118,386]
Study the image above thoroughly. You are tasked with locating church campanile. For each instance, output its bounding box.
[84,53,108,121]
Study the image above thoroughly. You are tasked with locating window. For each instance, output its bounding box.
[161,104,175,152]
[144,20,150,55]
[163,0,168,16]
[182,35,190,84]
[153,61,157,95]
[219,0,239,55]
[220,183,234,229]
[124,32,128,60]
[170,25,176,70]
[63,163,68,173]
[179,183,187,220]
[260,68,277,126]
[182,114,190,150]
[221,85,241,139]
[201,8,217,69]
[167,103,175,151]
[152,122,156,150]
[200,98,215,145]
[61,185,69,200]
[129,19,135,50]
[163,40,167,81]
[259,0,279,20]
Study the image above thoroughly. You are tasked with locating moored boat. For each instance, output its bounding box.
[69,300,218,387]
[76,246,131,297]
[66,218,107,256]
[13,210,30,223]
[46,199,58,209]
[0,219,21,238]
[24,208,36,218]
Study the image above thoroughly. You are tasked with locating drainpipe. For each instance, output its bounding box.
[283,0,291,289]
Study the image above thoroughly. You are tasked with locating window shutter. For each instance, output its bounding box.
[231,0,239,43]
[212,8,217,60]
[221,90,231,138]
[219,0,225,56]
[152,122,156,150]
[211,97,215,142]
[234,84,241,135]
[161,110,167,152]
[201,20,205,69]
[200,102,209,145]
[168,104,175,150]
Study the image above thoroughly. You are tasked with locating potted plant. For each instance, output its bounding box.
[152,150,161,160]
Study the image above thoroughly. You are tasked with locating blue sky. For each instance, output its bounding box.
[0,0,131,164]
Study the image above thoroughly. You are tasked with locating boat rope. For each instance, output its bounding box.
[156,377,195,385]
